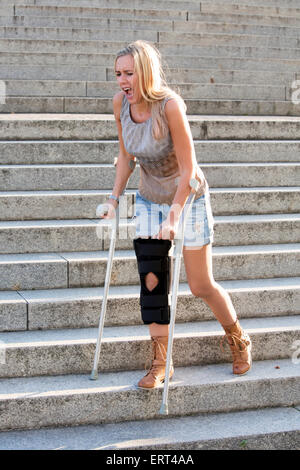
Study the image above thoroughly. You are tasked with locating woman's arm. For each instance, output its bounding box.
[101,91,135,218]
[154,98,202,239]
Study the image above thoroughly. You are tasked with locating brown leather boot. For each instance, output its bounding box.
[220,319,252,375]
[138,336,174,389]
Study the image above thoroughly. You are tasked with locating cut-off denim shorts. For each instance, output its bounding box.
[134,190,214,248]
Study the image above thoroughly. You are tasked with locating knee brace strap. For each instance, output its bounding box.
[133,238,172,325]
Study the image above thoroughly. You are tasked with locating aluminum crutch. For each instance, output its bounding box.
[90,202,119,380]
[159,177,200,415]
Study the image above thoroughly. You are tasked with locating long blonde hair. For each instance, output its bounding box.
[114,40,186,140]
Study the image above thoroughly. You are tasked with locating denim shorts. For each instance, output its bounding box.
[134,190,214,248]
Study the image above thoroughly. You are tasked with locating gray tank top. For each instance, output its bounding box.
[120,93,207,205]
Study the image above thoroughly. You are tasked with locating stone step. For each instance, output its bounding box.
[0,97,66,114]
[173,99,300,117]
[1,277,298,332]
[196,0,300,6]
[0,190,134,220]
[33,0,300,20]
[2,97,300,116]
[1,26,299,51]
[79,213,300,250]
[1,187,298,221]
[0,244,299,291]
[0,64,295,86]
[0,15,176,33]
[159,30,300,48]
[2,79,287,102]
[0,358,298,431]
[0,7,13,16]
[14,5,300,28]
[2,51,300,74]
[1,140,299,165]
[0,406,298,450]
[1,114,299,141]
[0,214,299,254]
[0,25,157,42]
[15,5,189,21]
[159,42,300,60]
[0,64,104,82]
[18,0,300,7]
[198,2,300,18]
[174,19,300,37]
[1,38,300,61]
[0,315,299,379]
[2,15,300,39]
[188,11,300,28]
[0,162,298,190]
[0,290,27,332]
[0,0,33,3]
[35,0,201,12]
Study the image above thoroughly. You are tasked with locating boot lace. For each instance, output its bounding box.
[220,332,250,357]
[144,337,167,378]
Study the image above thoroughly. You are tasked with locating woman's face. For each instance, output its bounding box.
[115,54,142,104]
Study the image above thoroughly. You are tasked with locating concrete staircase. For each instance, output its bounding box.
[1,0,300,114]
[0,0,299,450]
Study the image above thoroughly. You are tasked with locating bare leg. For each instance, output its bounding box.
[183,243,237,326]
[184,243,252,375]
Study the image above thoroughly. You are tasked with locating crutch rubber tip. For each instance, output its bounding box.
[90,370,99,380]
[159,403,169,415]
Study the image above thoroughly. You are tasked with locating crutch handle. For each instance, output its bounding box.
[96,202,119,219]
[189,177,200,193]
[96,203,109,217]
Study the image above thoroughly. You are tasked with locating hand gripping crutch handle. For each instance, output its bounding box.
[159,178,199,414]
[90,204,119,380]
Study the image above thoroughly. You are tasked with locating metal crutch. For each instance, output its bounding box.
[90,201,119,380]
[90,159,136,380]
[159,177,199,414]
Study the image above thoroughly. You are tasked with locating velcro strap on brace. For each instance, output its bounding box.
[141,294,169,308]
[137,259,169,275]
[133,238,171,257]
[141,307,170,324]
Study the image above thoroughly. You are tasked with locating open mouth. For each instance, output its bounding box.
[123,87,133,98]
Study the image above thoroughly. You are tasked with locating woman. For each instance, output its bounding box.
[101,40,252,389]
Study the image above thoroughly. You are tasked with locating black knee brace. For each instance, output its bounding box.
[133,238,172,325]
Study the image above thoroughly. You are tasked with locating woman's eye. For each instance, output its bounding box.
[115,73,133,77]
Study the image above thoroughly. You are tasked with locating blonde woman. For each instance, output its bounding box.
[101,40,252,389]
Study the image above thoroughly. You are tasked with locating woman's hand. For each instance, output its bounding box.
[96,199,118,220]
[153,219,179,241]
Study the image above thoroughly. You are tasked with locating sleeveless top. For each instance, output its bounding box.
[120,93,207,205]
